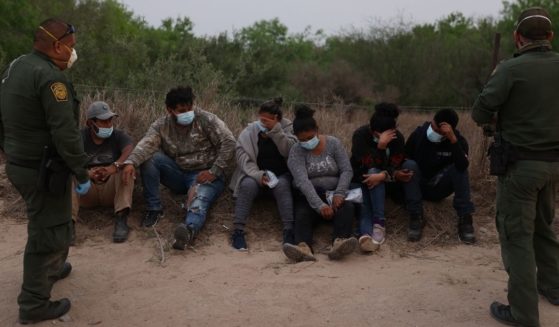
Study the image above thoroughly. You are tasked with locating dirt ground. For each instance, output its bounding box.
[1,164,559,327]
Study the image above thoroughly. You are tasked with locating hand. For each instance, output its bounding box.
[320,205,334,220]
[332,195,345,210]
[362,173,386,189]
[75,180,91,196]
[261,174,270,186]
[196,170,216,184]
[122,164,136,185]
[88,167,105,184]
[95,165,118,183]
[259,115,278,131]
[438,123,457,144]
[394,169,414,182]
[377,129,397,149]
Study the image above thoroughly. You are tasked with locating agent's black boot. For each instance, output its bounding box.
[19,299,71,325]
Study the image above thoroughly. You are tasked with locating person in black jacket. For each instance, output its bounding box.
[351,103,411,252]
[404,108,475,244]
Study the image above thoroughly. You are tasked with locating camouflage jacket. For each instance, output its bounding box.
[127,108,236,176]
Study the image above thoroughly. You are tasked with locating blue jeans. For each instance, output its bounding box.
[403,160,474,218]
[140,152,224,231]
[359,168,386,236]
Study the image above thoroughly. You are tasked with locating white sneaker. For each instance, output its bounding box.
[358,235,379,252]
[372,224,386,245]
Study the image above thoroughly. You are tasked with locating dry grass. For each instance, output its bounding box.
[0,93,525,256]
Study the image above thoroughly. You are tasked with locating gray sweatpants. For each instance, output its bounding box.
[234,174,294,231]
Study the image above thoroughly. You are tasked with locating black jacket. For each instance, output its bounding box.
[405,122,469,180]
[350,125,406,183]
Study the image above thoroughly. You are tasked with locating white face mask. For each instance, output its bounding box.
[176,110,195,125]
[426,125,444,143]
[94,125,113,139]
[66,48,78,69]
[257,121,268,133]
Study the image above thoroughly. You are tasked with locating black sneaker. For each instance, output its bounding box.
[172,223,195,250]
[282,229,295,245]
[458,214,476,244]
[538,287,559,305]
[142,210,163,228]
[231,229,248,251]
[489,301,523,326]
[19,298,71,325]
[408,215,424,242]
[113,211,130,243]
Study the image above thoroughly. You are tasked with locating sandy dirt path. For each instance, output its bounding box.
[1,216,559,327]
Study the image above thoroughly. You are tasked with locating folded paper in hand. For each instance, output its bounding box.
[326,188,363,205]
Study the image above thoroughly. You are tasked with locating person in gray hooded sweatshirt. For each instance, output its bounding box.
[229,98,298,250]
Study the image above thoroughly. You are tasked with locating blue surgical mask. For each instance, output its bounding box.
[300,136,320,150]
[176,111,195,125]
[95,125,113,139]
[426,125,444,143]
[257,121,268,133]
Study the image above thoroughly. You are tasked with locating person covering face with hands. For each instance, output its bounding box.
[229,98,298,251]
[350,103,407,253]
[403,108,475,244]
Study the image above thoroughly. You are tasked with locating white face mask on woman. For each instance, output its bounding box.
[300,135,320,150]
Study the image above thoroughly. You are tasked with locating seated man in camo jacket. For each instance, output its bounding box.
[122,86,236,250]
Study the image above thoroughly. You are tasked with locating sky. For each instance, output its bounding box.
[118,0,504,36]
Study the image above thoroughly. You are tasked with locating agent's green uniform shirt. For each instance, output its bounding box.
[472,50,559,151]
[0,50,88,183]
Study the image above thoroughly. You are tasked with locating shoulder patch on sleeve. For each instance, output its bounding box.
[50,82,68,102]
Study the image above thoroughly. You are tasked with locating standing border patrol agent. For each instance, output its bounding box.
[0,19,91,324]
[473,7,559,327]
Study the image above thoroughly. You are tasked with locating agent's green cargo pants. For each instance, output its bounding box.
[6,163,72,318]
[496,160,559,327]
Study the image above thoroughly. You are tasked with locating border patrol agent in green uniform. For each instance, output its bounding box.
[0,19,91,324]
[472,7,559,327]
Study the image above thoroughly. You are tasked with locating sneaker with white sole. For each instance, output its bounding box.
[372,224,386,245]
[282,242,316,262]
[328,237,358,260]
[358,235,378,253]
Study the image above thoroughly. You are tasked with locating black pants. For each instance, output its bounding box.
[293,196,354,248]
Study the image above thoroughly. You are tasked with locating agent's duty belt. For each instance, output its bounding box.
[7,156,42,169]
[516,149,559,162]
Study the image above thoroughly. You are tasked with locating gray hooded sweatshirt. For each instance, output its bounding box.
[229,118,297,197]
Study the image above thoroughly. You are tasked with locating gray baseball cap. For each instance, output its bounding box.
[86,101,118,120]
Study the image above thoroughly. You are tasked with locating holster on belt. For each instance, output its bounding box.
[38,146,71,195]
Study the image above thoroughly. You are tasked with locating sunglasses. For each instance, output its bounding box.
[40,24,76,42]
[57,24,76,41]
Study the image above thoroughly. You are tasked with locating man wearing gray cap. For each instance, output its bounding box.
[473,7,559,327]
[72,101,135,243]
